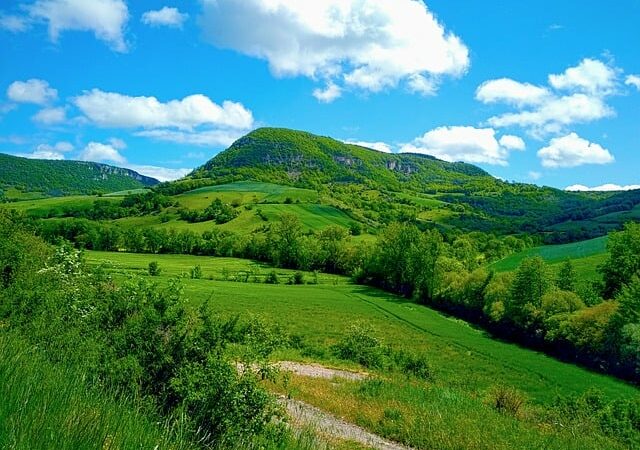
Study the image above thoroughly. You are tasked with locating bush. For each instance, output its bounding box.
[290,271,305,285]
[148,261,161,276]
[334,323,387,369]
[490,385,526,417]
[265,270,279,284]
[394,351,433,380]
[190,265,203,279]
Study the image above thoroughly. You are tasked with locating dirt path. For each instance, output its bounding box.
[281,396,412,450]
[278,361,368,381]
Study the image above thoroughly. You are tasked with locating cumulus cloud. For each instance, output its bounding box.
[344,140,393,153]
[565,183,640,192]
[25,0,129,52]
[141,6,188,28]
[400,126,520,166]
[7,79,57,105]
[476,78,550,106]
[548,58,618,95]
[312,83,342,103]
[498,135,525,150]
[79,141,126,164]
[626,75,640,90]
[199,0,469,100]
[135,128,245,147]
[0,14,29,32]
[528,171,542,181]
[125,165,191,182]
[17,141,74,160]
[32,106,67,125]
[478,59,621,138]
[537,133,614,168]
[74,89,253,130]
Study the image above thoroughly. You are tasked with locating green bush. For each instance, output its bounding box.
[148,261,161,276]
[394,351,433,381]
[190,265,203,279]
[490,385,526,417]
[334,323,387,369]
[265,270,279,284]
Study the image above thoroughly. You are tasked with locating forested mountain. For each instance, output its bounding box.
[0,153,158,197]
[173,128,640,241]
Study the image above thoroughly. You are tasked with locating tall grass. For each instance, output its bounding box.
[0,334,193,450]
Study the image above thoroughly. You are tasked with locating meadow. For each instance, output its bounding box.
[84,249,639,449]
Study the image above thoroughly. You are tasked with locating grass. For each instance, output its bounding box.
[103,188,150,197]
[85,250,639,450]
[86,251,636,404]
[2,195,107,217]
[490,236,608,273]
[0,333,193,450]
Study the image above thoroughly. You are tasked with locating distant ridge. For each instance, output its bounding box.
[191,127,497,192]
[0,153,159,197]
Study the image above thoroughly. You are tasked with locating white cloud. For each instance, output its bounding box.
[141,6,188,28]
[400,126,520,166]
[487,93,613,137]
[548,58,617,95]
[407,74,438,96]
[528,171,542,181]
[108,137,126,149]
[135,128,245,147]
[7,79,58,105]
[200,0,469,99]
[32,106,67,125]
[565,184,640,192]
[79,141,126,164]
[74,89,253,130]
[26,0,129,52]
[625,75,640,90]
[17,141,74,160]
[479,59,621,138]
[125,165,191,182]
[498,135,525,150]
[344,140,392,153]
[0,14,29,32]
[476,78,550,106]
[537,132,614,168]
[312,83,342,103]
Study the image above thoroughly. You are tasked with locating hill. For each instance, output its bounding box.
[0,153,158,199]
[170,128,640,241]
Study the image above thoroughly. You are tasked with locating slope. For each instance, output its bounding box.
[0,153,158,198]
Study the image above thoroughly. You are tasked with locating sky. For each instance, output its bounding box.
[0,0,638,188]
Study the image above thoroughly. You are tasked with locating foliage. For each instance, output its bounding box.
[600,222,640,298]
[490,385,527,417]
[0,152,157,197]
[148,261,161,276]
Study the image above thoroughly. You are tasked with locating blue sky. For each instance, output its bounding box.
[0,0,638,188]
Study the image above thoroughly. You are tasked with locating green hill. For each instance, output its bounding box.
[168,128,640,241]
[0,153,159,199]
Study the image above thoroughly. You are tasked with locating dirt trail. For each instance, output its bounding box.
[278,361,368,381]
[280,396,412,450]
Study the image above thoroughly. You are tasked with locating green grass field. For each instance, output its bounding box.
[85,250,636,405]
[0,334,192,450]
[490,236,608,273]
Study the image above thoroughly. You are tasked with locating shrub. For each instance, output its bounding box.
[148,261,161,276]
[334,323,387,369]
[394,351,433,380]
[290,271,305,285]
[490,385,526,417]
[190,265,202,279]
[265,270,279,284]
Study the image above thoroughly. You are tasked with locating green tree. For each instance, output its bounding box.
[600,223,640,298]
[268,213,302,268]
[507,257,551,329]
[557,259,577,292]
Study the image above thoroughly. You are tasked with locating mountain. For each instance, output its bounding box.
[0,153,159,198]
[167,127,640,242]
[191,127,498,192]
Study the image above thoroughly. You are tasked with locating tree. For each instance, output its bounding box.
[557,259,577,292]
[600,223,640,299]
[507,257,551,329]
[268,214,302,268]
